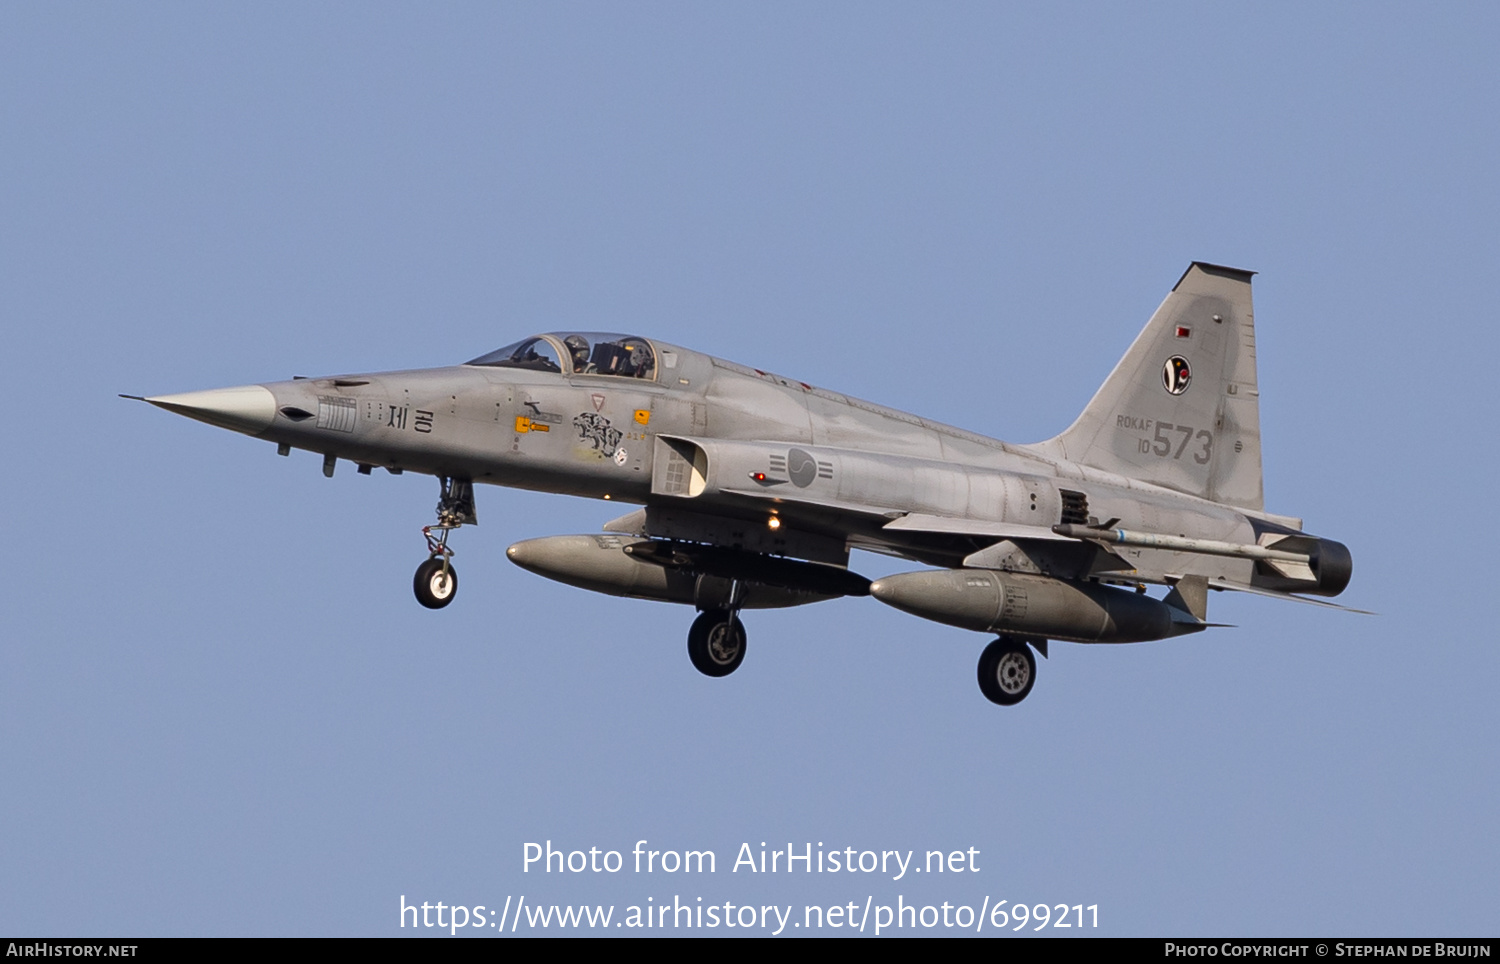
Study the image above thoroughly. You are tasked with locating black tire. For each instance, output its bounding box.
[414,557,458,609]
[977,637,1036,705]
[687,609,747,677]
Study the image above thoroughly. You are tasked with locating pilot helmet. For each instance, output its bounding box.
[563,334,590,370]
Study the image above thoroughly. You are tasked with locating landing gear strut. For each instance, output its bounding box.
[977,636,1038,705]
[413,477,475,610]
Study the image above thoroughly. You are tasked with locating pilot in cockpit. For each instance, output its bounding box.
[564,334,592,374]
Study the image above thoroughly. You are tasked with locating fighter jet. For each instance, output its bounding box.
[128,263,1355,705]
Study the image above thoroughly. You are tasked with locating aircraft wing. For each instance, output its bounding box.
[642,435,1355,601]
[646,434,1117,569]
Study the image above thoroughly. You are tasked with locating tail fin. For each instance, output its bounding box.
[1031,262,1264,511]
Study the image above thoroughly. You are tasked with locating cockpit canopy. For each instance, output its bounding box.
[466,332,656,380]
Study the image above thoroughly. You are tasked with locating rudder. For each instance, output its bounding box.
[1030,262,1264,511]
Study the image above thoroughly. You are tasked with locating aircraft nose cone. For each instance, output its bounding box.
[144,385,277,435]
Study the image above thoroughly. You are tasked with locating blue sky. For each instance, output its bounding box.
[2,3,1496,936]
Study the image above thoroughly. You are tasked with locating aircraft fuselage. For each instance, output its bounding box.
[134,264,1357,705]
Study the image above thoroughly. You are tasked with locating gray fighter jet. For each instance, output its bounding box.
[129,263,1355,705]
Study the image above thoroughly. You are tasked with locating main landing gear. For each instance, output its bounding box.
[413,477,475,610]
[686,576,748,677]
[687,608,748,677]
[977,636,1042,706]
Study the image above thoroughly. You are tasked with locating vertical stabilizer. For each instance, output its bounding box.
[1031,263,1264,510]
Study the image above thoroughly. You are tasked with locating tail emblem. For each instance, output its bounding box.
[1162,356,1192,395]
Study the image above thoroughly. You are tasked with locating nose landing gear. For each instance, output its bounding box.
[414,556,458,609]
[413,477,475,610]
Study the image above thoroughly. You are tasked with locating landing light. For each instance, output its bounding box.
[768,516,781,530]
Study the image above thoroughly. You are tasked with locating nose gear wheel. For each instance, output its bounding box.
[414,556,458,609]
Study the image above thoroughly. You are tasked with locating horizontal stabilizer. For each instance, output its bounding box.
[1207,579,1375,614]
